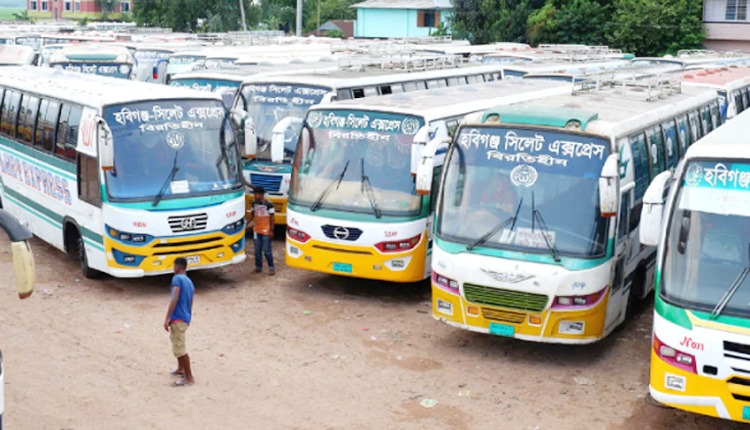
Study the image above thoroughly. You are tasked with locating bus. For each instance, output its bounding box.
[681,66,750,120]
[0,45,36,66]
[49,44,136,80]
[232,60,508,225]
[0,209,36,428]
[417,76,722,343]
[639,107,750,422]
[285,79,574,282]
[0,66,246,278]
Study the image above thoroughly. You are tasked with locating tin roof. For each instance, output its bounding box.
[351,0,452,10]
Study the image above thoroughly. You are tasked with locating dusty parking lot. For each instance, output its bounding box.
[0,233,746,429]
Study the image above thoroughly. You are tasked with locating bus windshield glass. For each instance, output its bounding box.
[290,109,424,217]
[170,78,240,108]
[437,125,610,258]
[239,82,331,156]
[662,160,750,317]
[103,100,243,202]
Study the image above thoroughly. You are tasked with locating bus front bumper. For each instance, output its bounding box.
[431,283,610,344]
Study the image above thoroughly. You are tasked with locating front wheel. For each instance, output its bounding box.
[77,236,102,279]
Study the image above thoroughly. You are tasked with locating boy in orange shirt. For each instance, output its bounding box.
[250,186,275,275]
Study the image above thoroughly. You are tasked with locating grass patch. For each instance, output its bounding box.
[0,8,22,20]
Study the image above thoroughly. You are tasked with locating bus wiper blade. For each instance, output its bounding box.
[711,243,750,319]
[360,159,382,219]
[311,160,349,212]
[531,191,561,262]
[467,198,523,251]
[152,152,179,207]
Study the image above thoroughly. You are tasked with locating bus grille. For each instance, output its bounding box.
[250,173,282,193]
[168,213,208,233]
[482,308,526,324]
[464,284,548,313]
[321,224,363,241]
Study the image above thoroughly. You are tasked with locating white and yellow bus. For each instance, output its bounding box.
[233,59,508,225]
[285,79,573,282]
[418,76,722,343]
[639,108,750,422]
[0,66,246,278]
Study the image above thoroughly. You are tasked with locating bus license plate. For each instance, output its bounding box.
[743,405,750,421]
[186,256,201,265]
[489,323,514,337]
[333,262,352,273]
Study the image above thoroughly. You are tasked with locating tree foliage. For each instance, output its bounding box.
[527,0,610,46]
[451,0,545,44]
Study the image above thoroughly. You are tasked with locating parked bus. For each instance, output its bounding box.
[0,209,36,428]
[417,76,722,343]
[681,66,750,120]
[285,79,574,282]
[49,44,136,80]
[233,60,507,225]
[0,66,246,278]
[639,107,750,422]
[0,45,36,66]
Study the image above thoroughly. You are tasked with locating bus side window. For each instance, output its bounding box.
[0,90,21,137]
[646,126,666,178]
[78,153,101,206]
[363,87,378,97]
[699,106,712,135]
[675,114,690,157]
[734,90,744,115]
[35,99,60,152]
[628,133,649,200]
[661,120,678,169]
[687,110,700,142]
[466,75,479,84]
[710,102,721,128]
[617,191,629,240]
[17,94,39,144]
[742,88,749,113]
[403,81,418,92]
[426,79,440,89]
[56,104,81,160]
[447,77,460,86]
[336,89,352,100]
[429,165,443,213]
[352,88,365,98]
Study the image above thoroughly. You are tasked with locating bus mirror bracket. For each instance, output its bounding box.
[415,136,446,196]
[271,117,303,163]
[639,170,673,247]
[97,118,115,172]
[244,115,257,158]
[410,126,431,176]
[0,209,34,299]
[598,154,619,218]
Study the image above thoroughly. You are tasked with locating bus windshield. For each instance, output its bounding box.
[52,62,133,79]
[437,126,610,258]
[239,83,331,156]
[662,160,750,318]
[103,100,243,202]
[170,78,240,108]
[290,109,424,217]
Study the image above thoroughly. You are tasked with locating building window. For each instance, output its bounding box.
[726,0,748,20]
[64,1,71,11]
[41,0,48,11]
[417,10,439,28]
[75,0,80,11]
[30,1,37,9]
[120,1,130,12]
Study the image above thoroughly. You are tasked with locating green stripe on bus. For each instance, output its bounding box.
[3,193,61,229]
[83,237,105,252]
[0,137,76,179]
[5,187,104,245]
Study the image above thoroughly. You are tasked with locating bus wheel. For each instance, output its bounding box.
[627,268,646,318]
[76,235,101,279]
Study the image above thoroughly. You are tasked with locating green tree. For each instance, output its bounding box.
[95,0,116,19]
[452,0,545,44]
[133,0,168,27]
[527,0,611,46]
[607,0,704,56]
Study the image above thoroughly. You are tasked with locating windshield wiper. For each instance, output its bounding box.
[467,198,523,251]
[310,160,349,212]
[711,243,750,319]
[531,191,561,262]
[152,151,179,207]
[360,159,382,219]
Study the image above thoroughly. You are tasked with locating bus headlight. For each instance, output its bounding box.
[222,219,245,235]
[375,234,421,253]
[552,288,607,309]
[432,271,459,294]
[106,225,153,245]
[287,227,310,243]
[653,334,697,374]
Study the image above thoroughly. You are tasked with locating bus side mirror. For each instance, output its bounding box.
[271,117,303,163]
[98,118,114,171]
[598,154,619,218]
[0,209,34,299]
[410,126,431,176]
[639,170,673,247]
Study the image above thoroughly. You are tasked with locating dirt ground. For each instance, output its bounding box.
[0,233,746,430]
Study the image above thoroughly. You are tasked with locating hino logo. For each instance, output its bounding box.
[181,217,197,230]
[333,226,350,240]
[480,269,534,283]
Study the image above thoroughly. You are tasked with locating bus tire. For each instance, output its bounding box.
[78,236,102,279]
[627,267,646,318]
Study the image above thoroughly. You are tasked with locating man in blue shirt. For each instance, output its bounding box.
[163,257,195,386]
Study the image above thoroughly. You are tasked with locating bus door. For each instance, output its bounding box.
[606,182,635,328]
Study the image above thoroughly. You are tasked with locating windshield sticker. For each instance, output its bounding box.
[170,180,189,194]
[245,84,329,107]
[510,164,538,187]
[685,162,750,190]
[109,104,225,133]
[497,227,555,249]
[53,63,131,79]
[307,111,423,135]
[171,79,240,93]
[166,131,185,150]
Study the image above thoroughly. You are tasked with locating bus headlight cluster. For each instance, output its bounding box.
[432,271,459,294]
[374,234,421,253]
[552,288,607,309]
[222,219,245,235]
[653,334,697,374]
[106,225,153,245]
[287,227,310,243]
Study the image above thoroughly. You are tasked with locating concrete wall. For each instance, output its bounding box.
[705,22,750,51]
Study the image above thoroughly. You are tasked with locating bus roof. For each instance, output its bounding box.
[684,108,750,160]
[308,79,572,120]
[239,63,506,88]
[51,43,131,61]
[682,66,750,90]
[0,45,36,66]
[170,60,338,82]
[0,66,222,108]
[472,83,718,139]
